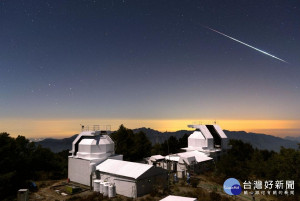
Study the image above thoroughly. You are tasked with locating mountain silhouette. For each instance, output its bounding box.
[36,128,299,152]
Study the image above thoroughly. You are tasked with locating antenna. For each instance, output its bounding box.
[80,124,84,131]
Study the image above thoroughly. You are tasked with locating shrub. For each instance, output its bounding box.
[209,191,221,201]
[190,178,198,188]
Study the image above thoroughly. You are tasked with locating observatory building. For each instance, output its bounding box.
[68,125,167,198]
[148,124,229,178]
[96,159,167,198]
[182,124,229,156]
[68,125,122,186]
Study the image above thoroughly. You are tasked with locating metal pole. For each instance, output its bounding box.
[167,135,170,190]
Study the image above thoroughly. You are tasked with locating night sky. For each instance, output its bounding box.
[1,1,300,137]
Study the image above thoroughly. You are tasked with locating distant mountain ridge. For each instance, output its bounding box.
[284,136,300,142]
[36,134,78,153]
[36,128,299,153]
[225,130,299,152]
[132,127,192,144]
[133,127,299,152]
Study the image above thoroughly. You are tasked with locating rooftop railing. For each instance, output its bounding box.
[80,125,111,132]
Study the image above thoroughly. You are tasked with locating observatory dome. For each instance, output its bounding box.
[76,135,114,160]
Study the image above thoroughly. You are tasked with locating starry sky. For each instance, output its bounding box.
[1,0,300,138]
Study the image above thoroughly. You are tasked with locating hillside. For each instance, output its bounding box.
[225,130,299,152]
[36,128,299,153]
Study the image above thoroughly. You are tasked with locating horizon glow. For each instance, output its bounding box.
[1,118,300,138]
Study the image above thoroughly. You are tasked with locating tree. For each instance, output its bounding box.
[110,124,134,160]
[178,133,189,149]
[0,132,68,200]
[110,125,152,161]
[216,140,254,179]
[167,136,180,154]
[131,131,152,161]
[151,143,162,155]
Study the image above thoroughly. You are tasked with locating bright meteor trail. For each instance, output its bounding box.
[204,26,288,63]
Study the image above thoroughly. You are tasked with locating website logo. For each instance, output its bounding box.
[223,178,242,195]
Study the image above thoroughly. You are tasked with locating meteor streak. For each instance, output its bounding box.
[204,26,288,63]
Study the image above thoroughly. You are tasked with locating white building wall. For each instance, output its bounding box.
[98,168,167,198]
[177,170,186,178]
[99,142,114,153]
[68,157,92,186]
[99,173,137,198]
[115,179,136,198]
[188,131,207,148]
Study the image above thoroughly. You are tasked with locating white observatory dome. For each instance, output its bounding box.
[76,135,114,160]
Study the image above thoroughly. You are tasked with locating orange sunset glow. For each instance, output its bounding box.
[1,118,299,138]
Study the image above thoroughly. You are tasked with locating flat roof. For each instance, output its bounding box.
[177,151,213,164]
[150,155,165,161]
[79,138,95,145]
[165,151,212,164]
[96,159,153,179]
[165,155,180,162]
[160,195,197,201]
[182,147,221,153]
